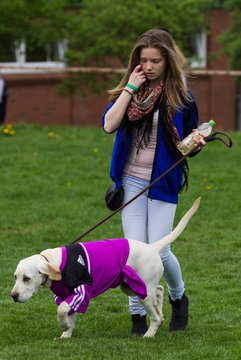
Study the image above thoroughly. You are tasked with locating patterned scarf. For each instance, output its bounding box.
[127,80,164,121]
[126,80,180,146]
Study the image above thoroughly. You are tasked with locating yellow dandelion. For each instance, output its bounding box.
[2,124,16,136]
[48,131,56,138]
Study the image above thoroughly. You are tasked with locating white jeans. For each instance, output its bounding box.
[121,174,185,316]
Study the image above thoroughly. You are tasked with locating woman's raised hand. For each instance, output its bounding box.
[128,65,146,90]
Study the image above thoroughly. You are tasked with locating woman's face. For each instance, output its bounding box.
[140,47,166,83]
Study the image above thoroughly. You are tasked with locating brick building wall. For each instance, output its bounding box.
[189,8,238,130]
[4,72,110,126]
[4,71,237,130]
[189,74,237,130]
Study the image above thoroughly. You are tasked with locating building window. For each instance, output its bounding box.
[0,39,66,74]
[25,41,67,63]
[188,31,207,69]
[0,35,16,62]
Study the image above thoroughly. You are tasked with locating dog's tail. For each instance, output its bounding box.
[151,197,201,253]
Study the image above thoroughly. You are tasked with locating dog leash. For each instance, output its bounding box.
[204,130,232,147]
[71,131,232,244]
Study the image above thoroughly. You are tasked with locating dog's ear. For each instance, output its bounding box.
[46,263,62,281]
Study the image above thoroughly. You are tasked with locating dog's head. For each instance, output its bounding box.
[11,255,61,303]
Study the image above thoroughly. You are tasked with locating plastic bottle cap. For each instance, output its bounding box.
[209,119,216,127]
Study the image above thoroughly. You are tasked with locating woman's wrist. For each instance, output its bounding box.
[123,87,134,96]
[126,83,139,92]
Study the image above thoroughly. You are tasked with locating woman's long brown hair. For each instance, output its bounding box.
[108,29,191,115]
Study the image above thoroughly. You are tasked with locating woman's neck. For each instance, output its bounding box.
[147,77,163,89]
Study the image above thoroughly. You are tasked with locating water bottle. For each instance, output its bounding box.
[177,119,216,155]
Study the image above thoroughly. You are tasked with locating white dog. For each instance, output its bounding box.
[11,197,200,339]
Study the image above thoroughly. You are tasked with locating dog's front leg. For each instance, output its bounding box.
[57,301,75,339]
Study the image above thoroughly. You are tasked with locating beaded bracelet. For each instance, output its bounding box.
[123,88,133,96]
[126,83,138,92]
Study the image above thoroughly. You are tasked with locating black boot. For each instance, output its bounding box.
[131,314,148,335]
[169,292,189,331]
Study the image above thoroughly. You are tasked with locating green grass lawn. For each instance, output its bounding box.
[0,124,240,360]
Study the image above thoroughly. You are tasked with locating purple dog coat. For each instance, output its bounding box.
[50,238,147,314]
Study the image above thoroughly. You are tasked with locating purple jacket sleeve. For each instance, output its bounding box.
[63,284,92,314]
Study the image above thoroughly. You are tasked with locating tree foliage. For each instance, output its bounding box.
[0,0,214,65]
[65,0,214,66]
[219,0,241,69]
[0,0,79,60]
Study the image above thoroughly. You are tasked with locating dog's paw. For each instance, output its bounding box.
[143,331,155,338]
[54,330,73,340]
[60,330,72,339]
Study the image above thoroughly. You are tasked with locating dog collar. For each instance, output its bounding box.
[39,253,49,263]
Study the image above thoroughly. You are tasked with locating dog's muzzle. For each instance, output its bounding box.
[11,292,19,302]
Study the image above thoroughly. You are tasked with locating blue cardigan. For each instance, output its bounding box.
[102,97,198,204]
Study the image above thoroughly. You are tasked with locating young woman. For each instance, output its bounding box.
[102,29,205,335]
